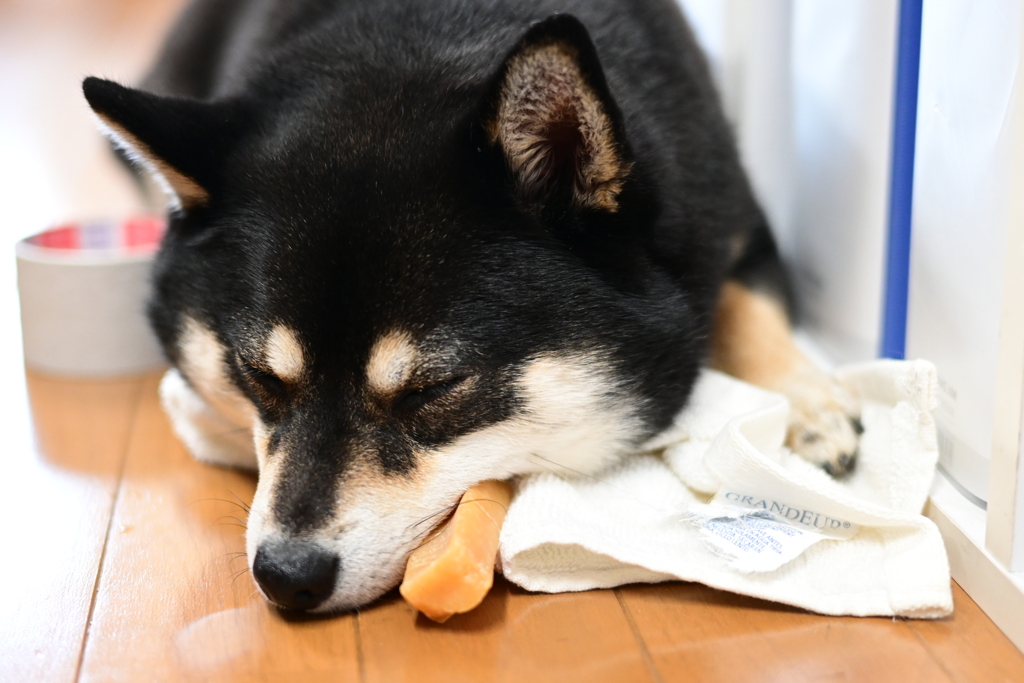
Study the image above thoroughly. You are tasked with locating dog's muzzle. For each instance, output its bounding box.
[252,539,339,611]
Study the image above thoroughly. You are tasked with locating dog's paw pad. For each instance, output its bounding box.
[782,373,861,478]
[822,449,856,478]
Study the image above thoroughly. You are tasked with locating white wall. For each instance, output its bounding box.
[678,0,898,363]
[905,0,1024,505]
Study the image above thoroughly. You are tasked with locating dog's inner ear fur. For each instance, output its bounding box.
[94,113,209,212]
[488,36,630,213]
[82,77,234,213]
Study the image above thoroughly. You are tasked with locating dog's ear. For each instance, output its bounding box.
[486,14,632,216]
[82,77,243,212]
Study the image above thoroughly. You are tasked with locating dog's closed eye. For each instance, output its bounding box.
[394,376,467,414]
[238,359,289,402]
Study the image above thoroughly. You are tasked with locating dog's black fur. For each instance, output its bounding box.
[84,0,786,611]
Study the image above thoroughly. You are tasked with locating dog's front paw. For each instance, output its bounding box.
[780,370,861,477]
[159,368,258,470]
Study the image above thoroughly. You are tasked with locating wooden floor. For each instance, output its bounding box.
[3,1,1024,681]
[4,371,1024,682]
[2,374,1024,683]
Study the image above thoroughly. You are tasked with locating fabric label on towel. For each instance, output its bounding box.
[710,489,860,540]
[686,504,828,573]
[686,488,861,573]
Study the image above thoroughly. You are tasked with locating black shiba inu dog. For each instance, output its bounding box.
[83,0,860,613]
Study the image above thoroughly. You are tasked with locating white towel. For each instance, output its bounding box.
[499,360,953,619]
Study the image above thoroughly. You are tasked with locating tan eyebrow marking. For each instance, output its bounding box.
[264,325,305,381]
[366,330,418,394]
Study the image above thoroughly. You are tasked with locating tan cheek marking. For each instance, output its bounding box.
[253,420,272,468]
[177,315,256,441]
[248,453,282,540]
[265,325,305,381]
[709,280,810,390]
[325,449,440,526]
[366,331,418,395]
[179,317,227,390]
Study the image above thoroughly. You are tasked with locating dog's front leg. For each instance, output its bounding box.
[159,368,259,471]
[709,278,861,476]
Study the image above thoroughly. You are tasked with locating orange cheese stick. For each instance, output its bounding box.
[400,480,512,622]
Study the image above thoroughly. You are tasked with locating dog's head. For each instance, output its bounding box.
[84,15,703,611]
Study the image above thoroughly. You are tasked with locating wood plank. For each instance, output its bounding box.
[0,371,145,683]
[360,577,656,683]
[617,581,956,683]
[906,582,1024,683]
[76,376,361,683]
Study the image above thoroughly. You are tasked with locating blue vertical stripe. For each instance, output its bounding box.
[880,0,924,359]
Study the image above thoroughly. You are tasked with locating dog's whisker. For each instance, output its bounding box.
[452,497,510,515]
[526,451,593,479]
[407,503,459,531]
[188,497,251,520]
[228,491,252,513]
[206,426,253,438]
[407,489,514,537]
[188,497,245,509]
[405,496,513,554]
[213,515,249,526]
[219,501,251,516]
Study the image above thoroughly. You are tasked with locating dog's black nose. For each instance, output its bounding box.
[252,540,339,611]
